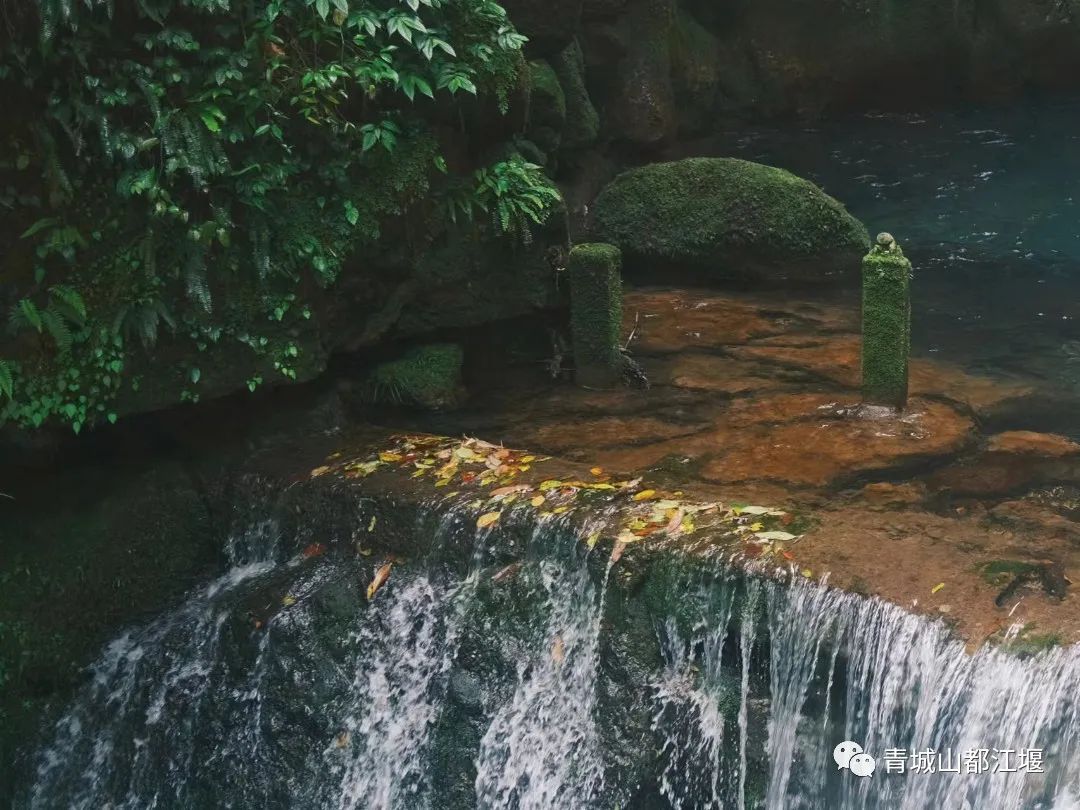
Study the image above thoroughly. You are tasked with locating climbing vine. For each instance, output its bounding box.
[0,0,558,431]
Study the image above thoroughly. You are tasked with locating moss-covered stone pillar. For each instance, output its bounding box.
[570,243,623,388]
[862,232,912,408]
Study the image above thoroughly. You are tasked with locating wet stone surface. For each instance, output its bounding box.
[376,287,1080,648]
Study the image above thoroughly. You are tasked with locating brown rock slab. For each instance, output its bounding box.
[701,398,975,487]
[857,481,928,509]
[624,291,782,354]
[909,363,1036,419]
[527,415,707,453]
[644,353,786,394]
[730,335,862,387]
[931,431,1080,497]
[726,392,851,428]
[987,431,1080,457]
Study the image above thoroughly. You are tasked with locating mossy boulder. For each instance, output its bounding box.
[367,344,466,410]
[591,157,871,282]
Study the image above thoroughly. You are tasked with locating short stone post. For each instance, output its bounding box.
[862,232,911,409]
[569,243,623,388]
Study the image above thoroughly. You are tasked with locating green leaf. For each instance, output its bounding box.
[0,360,13,401]
[20,218,59,240]
[315,0,330,18]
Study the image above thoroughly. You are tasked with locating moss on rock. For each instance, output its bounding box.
[591,157,871,281]
[526,59,567,157]
[367,344,466,410]
[861,234,911,408]
[569,243,623,388]
[670,9,720,134]
[550,40,600,151]
[602,0,679,146]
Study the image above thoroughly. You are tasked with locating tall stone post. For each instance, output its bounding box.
[569,243,623,388]
[862,232,912,409]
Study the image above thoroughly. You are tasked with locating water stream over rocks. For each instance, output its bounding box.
[19,485,1080,810]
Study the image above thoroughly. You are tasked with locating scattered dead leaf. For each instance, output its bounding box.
[367,563,392,600]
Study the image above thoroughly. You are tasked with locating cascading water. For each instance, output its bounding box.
[652,575,1080,809]
[20,503,1080,810]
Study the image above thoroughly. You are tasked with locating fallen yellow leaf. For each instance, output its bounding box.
[531,495,546,507]
[282,594,297,607]
[310,465,331,478]
[367,563,392,600]
[586,531,601,549]
[378,452,403,463]
[633,489,657,502]
[476,512,501,530]
[590,467,604,477]
[931,582,946,595]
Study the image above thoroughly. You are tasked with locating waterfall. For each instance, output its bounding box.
[21,507,1080,810]
[473,556,611,809]
[652,574,1080,810]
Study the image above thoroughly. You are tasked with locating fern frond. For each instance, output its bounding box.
[10,299,43,334]
[41,308,73,352]
[136,306,159,349]
[49,285,87,325]
[184,253,212,313]
[0,360,13,402]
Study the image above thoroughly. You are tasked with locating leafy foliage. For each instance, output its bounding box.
[0,0,558,432]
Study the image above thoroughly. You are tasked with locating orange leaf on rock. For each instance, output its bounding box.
[302,542,327,559]
[367,563,392,600]
[611,540,628,563]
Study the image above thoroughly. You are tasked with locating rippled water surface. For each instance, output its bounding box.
[694,100,1080,389]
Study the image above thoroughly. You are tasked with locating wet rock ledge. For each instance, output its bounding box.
[301,429,1080,651]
